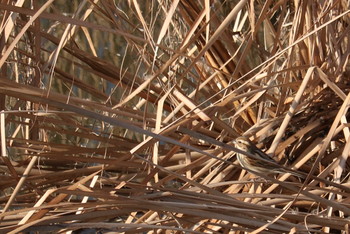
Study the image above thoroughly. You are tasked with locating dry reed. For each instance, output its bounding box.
[0,1,350,233]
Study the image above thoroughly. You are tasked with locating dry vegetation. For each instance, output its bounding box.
[1,0,350,233]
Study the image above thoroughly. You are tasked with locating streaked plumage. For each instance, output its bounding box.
[233,136,302,177]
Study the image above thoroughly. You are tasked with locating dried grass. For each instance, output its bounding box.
[0,1,350,233]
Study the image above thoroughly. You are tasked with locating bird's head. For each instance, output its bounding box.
[233,136,252,150]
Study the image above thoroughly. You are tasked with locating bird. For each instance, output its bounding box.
[233,136,303,177]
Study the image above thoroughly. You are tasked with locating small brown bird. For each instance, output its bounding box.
[233,136,302,177]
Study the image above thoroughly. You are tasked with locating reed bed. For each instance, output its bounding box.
[0,1,350,233]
